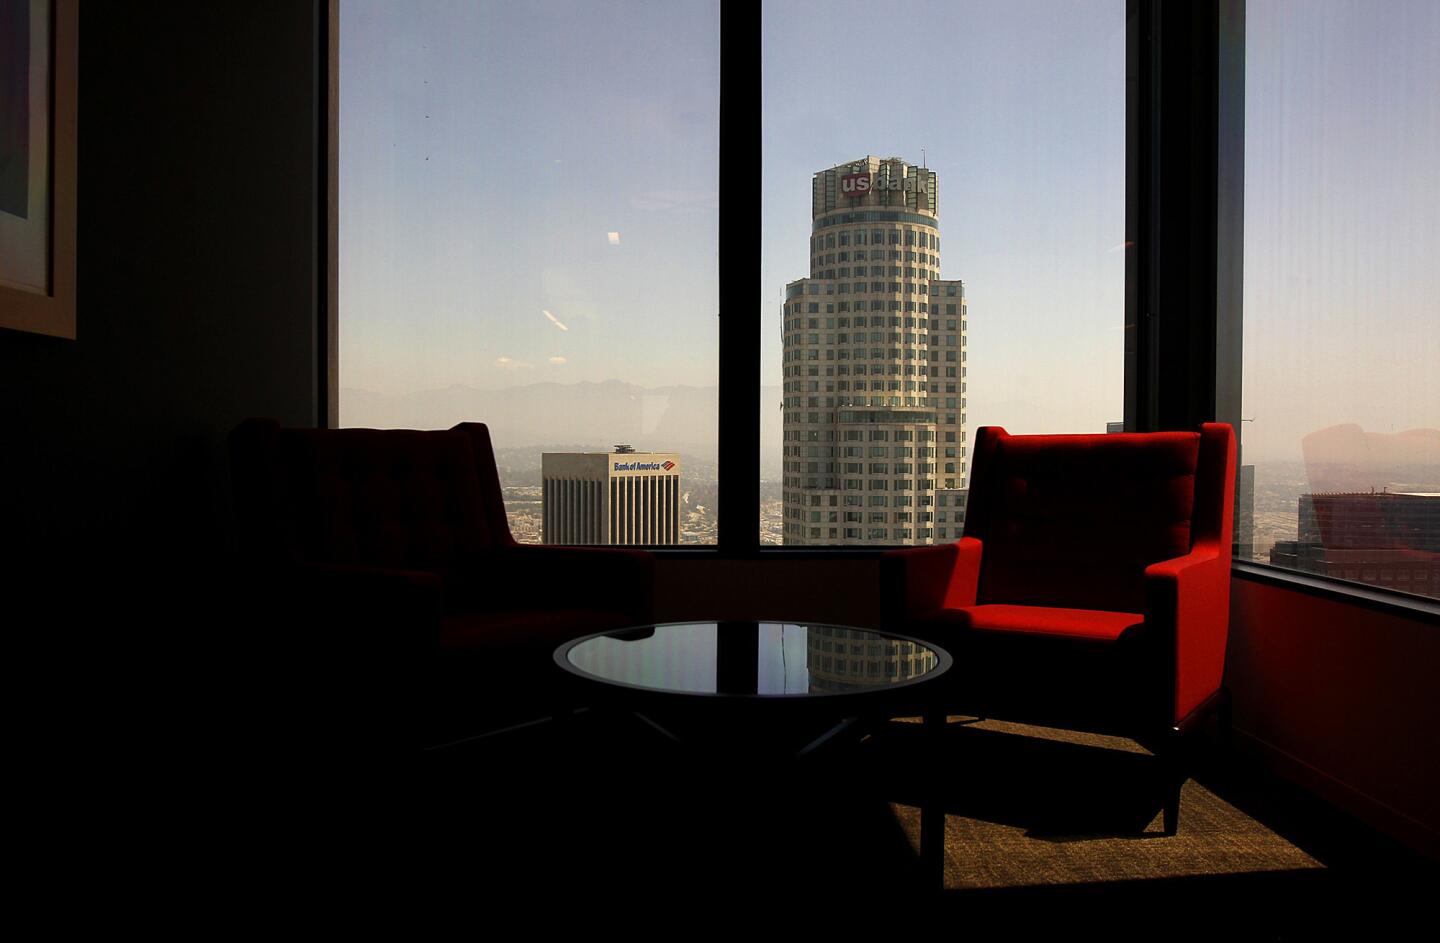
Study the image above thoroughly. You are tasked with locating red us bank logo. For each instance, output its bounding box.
[839,172,872,195]
[662,460,676,471]
[842,171,906,194]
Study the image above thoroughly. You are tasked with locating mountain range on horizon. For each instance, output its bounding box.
[341,380,784,475]
[340,381,1418,483]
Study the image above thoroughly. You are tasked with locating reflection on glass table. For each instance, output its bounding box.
[560,621,946,698]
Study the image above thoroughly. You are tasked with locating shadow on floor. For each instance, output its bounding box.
[408,709,1434,928]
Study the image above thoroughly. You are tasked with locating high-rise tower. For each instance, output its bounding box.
[542,449,681,545]
[781,157,968,546]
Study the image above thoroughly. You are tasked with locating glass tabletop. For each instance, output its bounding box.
[558,621,949,697]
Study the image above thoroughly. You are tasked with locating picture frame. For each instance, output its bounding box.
[0,0,76,340]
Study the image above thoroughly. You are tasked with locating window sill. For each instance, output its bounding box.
[612,550,1440,623]
[1232,560,1440,625]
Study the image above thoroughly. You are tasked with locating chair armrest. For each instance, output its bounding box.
[881,537,984,627]
[448,545,655,624]
[1144,541,1231,726]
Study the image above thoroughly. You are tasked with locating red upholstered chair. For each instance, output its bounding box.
[229,419,654,748]
[882,423,1236,834]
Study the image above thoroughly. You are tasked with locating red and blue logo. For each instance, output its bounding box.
[662,460,676,471]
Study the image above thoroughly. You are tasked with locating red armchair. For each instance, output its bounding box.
[882,423,1236,834]
[229,419,654,748]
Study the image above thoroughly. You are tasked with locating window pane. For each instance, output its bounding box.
[340,0,719,545]
[761,0,1125,546]
[1243,0,1440,599]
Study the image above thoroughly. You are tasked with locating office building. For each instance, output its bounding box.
[781,157,967,546]
[1269,491,1439,598]
[542,449,681,545]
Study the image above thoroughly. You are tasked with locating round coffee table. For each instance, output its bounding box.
[555,620,951,757]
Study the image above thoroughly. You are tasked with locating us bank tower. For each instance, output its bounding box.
[781,157,968,546]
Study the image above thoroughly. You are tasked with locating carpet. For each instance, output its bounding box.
[878,718,1324,890]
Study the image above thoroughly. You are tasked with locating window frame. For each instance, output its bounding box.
[1124,0,1436,620]
[321,0,1439,620]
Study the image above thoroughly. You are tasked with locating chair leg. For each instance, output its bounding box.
[1158,732,1186,836]
[921,710,946,891]
[1161,774,1183,836]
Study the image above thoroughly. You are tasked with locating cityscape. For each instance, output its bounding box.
[517,157,976,551]
[339,0,1436,601]
[481,153,1438,597]
[501,442,1438,599]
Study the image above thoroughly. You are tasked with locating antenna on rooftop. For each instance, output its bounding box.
[921,146,926,169]
[614,444,635,454]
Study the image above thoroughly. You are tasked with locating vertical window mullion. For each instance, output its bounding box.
[717,1,761,556]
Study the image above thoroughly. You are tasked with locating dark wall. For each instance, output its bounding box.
[1228,577,1440,858]
[655,557,883,628]
[0,4,321,591]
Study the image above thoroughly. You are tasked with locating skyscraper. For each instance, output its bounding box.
[780,157,967,545]
[1269,491,1439,598]
[542,449,682,546]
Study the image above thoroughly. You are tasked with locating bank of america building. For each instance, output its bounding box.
[782,157,968,546]
[542,451,681,546]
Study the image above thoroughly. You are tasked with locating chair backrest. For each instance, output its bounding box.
[964,425,1232,613]
[230,419,515,571]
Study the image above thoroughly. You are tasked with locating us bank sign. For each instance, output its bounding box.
[840,172,926,195]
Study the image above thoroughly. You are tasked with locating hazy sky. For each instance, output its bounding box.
[340,0,1437,467]
[340,0,721,396]
[760,0,1126,440]
[1243,0,1439,463]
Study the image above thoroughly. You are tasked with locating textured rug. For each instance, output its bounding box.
[416,709,1440,934]
[878,718,1324,890]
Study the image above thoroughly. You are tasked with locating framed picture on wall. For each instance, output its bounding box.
[0,0,76,340]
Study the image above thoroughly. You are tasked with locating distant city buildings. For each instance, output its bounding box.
[1269,491,1439,598]
[1236,464,1255,559]
[542,448,681,546]
[781,156,967,546]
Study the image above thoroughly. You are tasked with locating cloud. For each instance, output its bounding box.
[542,309,570,332]
[607,232,621,246]
[548,356,567,365]
[494,356,532,369]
